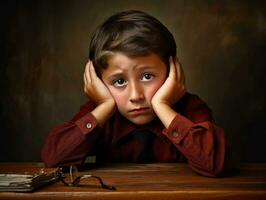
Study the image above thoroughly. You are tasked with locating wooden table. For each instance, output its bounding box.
[0,163,265,200]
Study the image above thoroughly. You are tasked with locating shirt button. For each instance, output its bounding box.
[172,131,179,138]
[86,123,92,129]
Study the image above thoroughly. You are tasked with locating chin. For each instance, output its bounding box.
[127,115,155,125]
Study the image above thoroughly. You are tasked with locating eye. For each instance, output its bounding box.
[113,78,127,87]
[141,73,154,82]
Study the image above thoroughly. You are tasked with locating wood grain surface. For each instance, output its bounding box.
[0,163,265,200]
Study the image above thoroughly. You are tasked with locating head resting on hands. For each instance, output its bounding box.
[89,10,177,77]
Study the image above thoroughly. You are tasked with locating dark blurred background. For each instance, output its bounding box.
[1,0,265,164]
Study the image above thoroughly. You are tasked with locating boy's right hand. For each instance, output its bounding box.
[83,61,114,105]
[83,61,116,126]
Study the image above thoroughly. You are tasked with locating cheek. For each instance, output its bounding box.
[146,82,164,99]
[113,94,124,106]
[147,73,167,98]
[108,88,126,107]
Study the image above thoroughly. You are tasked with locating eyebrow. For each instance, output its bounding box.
[105,65,157,80]
[105,72,124,82]
[135,64,155,69]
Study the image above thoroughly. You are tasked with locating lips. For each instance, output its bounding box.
[129,107,150,114]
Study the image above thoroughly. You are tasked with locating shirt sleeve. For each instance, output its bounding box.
[41,101,102,167]
[162,93,228,177]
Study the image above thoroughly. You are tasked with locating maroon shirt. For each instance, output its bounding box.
[41,92,228,177]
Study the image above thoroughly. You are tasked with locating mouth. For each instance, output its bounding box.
[129,107,150,115]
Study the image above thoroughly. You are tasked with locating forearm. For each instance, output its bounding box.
[152,103,177,128]
[91,100,116,127]
[42,102,103,167]
[41,123,97,167]
[186,124,226,177]
[163,114,226,177]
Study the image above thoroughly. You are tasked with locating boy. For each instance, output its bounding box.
[42,10,227,177]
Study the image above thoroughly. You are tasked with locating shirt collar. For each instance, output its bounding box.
[111,112,165,145]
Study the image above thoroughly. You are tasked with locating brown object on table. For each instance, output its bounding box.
[0,162,265,200]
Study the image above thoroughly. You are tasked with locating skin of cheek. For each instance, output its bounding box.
[112,92,126,111]
[110,90,130,118]
[146,82,164,103]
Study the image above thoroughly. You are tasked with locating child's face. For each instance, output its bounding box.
[101,52,167,125]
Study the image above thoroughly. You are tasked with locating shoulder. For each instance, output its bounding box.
[173,92,213,123]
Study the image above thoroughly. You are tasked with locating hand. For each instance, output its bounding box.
[83,61,115,105]
[84,61,116,126]
[151,57,186,108]
[151,57,186,128]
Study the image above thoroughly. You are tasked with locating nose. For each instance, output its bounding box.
[129,82,145,103]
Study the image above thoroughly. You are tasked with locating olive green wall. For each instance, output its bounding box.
[1,0,265,163]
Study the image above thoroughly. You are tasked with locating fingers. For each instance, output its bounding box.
[169,57,177,80]
[83,72,87,93]
[84,61,90,93]
[84,60,98,94]
[175,58,186,98]
[175,58,185,85]
[170,57,186,97]
[88,60,98,82]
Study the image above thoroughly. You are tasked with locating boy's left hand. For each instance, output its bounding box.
[151,57,186,107]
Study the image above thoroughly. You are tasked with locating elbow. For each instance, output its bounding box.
[42,158,59,168]
[204,166,224,177]
[41,148,60,168]
[192,164,224,178]
[207,140,231,178]
[205,158,225,177]
[190,154,225,178]
[203,155,226,178]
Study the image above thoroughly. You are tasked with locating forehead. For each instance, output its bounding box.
[103,52,166,74]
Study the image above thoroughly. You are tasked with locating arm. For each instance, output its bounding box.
[41,102,101,167]
[152,58,227,177]
[151,57,186,128]
[83,61,116,127]
[162,95,227,177]
[41,61,116,167]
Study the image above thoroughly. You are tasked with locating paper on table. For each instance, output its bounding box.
[0,168,60,192]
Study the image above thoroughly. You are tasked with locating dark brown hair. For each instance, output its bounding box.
[89,10,176,76]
